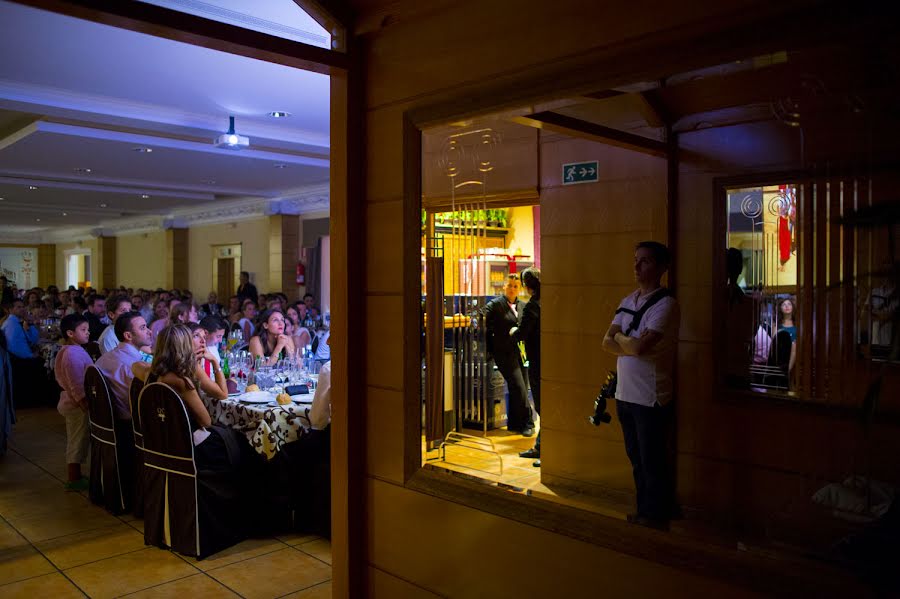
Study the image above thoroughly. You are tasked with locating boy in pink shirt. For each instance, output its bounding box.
[55,313,94,490]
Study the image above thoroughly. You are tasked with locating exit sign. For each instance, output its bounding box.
[562,161,599,185]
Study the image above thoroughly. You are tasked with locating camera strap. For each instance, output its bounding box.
[615,287,672,336]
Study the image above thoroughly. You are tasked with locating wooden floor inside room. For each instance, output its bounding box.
[423,425,636,520]
[0,408,331,599]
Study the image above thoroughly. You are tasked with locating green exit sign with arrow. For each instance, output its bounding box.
[562,161,599,185]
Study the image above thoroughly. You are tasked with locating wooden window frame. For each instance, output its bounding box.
[394,8,892,592]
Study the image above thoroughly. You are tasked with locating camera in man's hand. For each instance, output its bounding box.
[589,371,617,426]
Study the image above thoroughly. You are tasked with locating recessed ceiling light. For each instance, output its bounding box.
[99,203,108,208]
[133,147,153,153]
[74,167,92,173]
[201,179,216,185]
[35,218,41,222]
[0,197,4,201]
[269,111,291,118]
[273,163,288,169]
[141,194,150,199]
[28,185,38,190]
[62,212,68,216]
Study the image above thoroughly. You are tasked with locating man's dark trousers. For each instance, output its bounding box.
[617,399,673,520]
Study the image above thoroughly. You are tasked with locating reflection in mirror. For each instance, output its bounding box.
[725,184,801,394]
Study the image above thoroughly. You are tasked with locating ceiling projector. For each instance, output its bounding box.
[214,116,250,150]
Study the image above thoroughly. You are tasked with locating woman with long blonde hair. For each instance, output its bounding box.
[133,324,237,469]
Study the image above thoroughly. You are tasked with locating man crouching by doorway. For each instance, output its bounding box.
[602,241,680,530]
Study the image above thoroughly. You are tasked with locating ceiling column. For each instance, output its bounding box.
[268,214,300,300]
[165,228,189,290]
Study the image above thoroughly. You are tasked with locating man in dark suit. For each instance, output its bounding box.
[237,271,258,306]
[202,291,224,317]
[484,273,533,436]
[83,294,106,342]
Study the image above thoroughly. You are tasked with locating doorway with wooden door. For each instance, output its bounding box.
[212,244,241,302]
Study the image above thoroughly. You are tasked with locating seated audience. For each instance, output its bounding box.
[286,305,312,350]
[199,315,226,367]
[83,294,107,342]
[2,299,50,406]
[95,311,153,422]
[132,324,252,477]
[201,292,223,318]
[226,295,241,324]
[54,313,94,491]
[249,309,295,365]
[98,295,133,354]
[238,301,257,341]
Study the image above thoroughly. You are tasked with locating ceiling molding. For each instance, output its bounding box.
[25,120,330,168]
[0,168,253,199]
[0,79,331,150]
[141,0,329,47]
[0,173,217,202]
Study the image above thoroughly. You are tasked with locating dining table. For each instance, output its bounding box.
[201,376,318,460]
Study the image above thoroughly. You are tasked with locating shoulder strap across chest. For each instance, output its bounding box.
[615,288,672,335]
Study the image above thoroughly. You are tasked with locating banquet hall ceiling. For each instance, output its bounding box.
[0,0,331,242]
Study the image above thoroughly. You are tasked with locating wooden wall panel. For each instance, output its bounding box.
[165,229,189,290]
[356,0,900,595]
[360,0,767,110]
[366,477,758,599]
[267,215,301,298]
[98,235,117,289]
[37,244,55,289]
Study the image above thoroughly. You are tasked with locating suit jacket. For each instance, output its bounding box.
[512,297,540,371]
[202,303,223,316]
[83,311,105,342]
[484,296,523,363]
[237,283,258,305]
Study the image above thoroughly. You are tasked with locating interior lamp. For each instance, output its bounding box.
[214,116,250,149]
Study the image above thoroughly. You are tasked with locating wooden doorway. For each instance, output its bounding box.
[212,244,241,301]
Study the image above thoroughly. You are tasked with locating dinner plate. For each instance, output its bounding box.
[237,391,274,403]
[291,396,313,404]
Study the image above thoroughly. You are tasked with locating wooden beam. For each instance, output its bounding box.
[512,111,668,157]
[635,91,668,128]
[10,0,349,75]
[293,0,351,52]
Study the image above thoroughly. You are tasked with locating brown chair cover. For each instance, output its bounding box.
[129,377,146,518]
[138,382,241,559]
[85,366,129,514]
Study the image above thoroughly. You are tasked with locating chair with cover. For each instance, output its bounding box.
[85,365,130,514]
[138,382,242,558]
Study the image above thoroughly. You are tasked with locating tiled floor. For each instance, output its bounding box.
[0,407,331,598]
[424,423,635,517]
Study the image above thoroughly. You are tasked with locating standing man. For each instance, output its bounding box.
[484,274,533,436]
[511,267,542,464]
[98,296,132,354]
[237,272,258,306]
[602,241,680,529]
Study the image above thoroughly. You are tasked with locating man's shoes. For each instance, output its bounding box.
[521,427,535,437]
[64,476,89,492]
[626,513,669,531]
[533,459,541,467]
[519,447,540,459]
